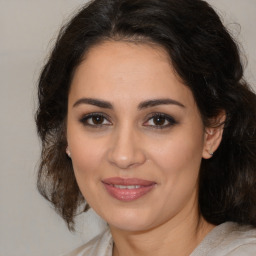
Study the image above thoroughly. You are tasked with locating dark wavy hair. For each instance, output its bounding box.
[36,0,256,230]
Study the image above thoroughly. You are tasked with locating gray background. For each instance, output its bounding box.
[0,1,255,255]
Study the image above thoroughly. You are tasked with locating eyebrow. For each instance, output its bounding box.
[73,98,113,109]
[138,98,185,109]
[73,97,185,109]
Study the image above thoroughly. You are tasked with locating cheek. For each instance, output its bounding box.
[67,128,107,190]
[149,127,205,183]
[67,121,104,168]
[69,139,106,206]
[71,139,103,173]
[149,131,204,214]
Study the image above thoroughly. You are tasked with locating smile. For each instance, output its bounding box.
[102,177,156,201]
[113,185,142,189]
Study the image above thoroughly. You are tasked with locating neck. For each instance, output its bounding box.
[110,202,215,256]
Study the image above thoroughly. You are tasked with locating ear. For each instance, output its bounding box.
[202,112,226,159]
[66,146,71,158]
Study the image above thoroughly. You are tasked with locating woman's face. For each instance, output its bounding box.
[67,41,211,232]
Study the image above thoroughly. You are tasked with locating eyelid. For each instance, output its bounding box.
[78,112,177,129]
[79,112,112,127]
[143,112,177,128]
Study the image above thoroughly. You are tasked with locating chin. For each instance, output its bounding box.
[104,210,158,232]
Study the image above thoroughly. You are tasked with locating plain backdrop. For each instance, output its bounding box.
[0,1,255,256]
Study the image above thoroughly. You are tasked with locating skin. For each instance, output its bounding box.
[66,41,224,256]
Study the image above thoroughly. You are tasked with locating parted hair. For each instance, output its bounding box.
[36,0,256,230]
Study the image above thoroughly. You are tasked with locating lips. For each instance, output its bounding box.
[102,177,156,202]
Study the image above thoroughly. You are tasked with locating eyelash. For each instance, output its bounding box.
[79,112,177,129]
[144,113,177,129]
[79,113,111,127]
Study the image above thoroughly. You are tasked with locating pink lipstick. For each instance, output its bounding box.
[102,177,156,201]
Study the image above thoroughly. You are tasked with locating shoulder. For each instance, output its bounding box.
[61,228,113,256]
[192,222,256,256]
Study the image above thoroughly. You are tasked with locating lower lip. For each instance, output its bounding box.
[103,183,155,202]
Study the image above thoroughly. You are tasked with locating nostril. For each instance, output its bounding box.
[107,145,146,169]
[107,130,147,169]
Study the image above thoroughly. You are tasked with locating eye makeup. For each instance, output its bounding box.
[143,112,178,129]
[79,112,112,127]
[79,111,178,130]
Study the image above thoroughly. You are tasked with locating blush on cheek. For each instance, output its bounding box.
[71,144,104,179]
[155,141,203,188]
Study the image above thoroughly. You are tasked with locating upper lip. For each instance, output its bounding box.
[102,177,156,186]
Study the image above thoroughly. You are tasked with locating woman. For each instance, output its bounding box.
[36,0,256,255]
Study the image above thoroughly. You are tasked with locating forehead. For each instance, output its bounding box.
[69,41,194,107]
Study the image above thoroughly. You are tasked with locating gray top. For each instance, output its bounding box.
[63,222,256,256]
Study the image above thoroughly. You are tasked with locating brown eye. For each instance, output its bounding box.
[152,116,166,126]
[91,115,104,125]
[144,113,177,129]
[80,113,111,127]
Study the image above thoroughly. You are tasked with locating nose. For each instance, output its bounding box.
[107,126,146,169]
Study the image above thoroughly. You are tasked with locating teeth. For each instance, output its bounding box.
[113,185,141,189]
